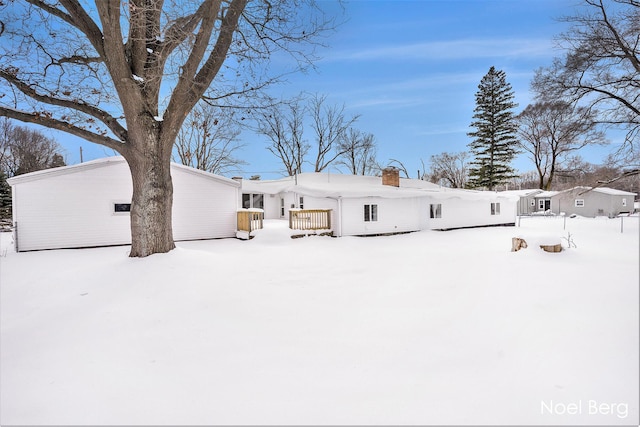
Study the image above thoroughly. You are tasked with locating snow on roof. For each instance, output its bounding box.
[501,189,543,197]
[552,186,637,197]
[6,156,125,185]
[591,187,637,196]
[534,190,559,198]
[241,172,518,201]
[7,156,239,187]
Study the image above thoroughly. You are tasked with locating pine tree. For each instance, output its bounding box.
[467,66,519,190]
[0,170,12,220]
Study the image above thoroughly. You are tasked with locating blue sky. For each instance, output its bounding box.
[58,0,616,179]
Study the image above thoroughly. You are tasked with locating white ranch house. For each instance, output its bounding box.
[239,168,518,237]
[7,157,240,252]
[8,161,520,251]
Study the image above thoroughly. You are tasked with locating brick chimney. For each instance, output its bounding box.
[382,166,400,187]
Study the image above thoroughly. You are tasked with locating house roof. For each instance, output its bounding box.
[534,191,559,198]
[502,189,544,197]
[553,186,637,197]
[241,172,519,201]
[590,187,637,196]
[500,186,637,199]
[6,156,240,188]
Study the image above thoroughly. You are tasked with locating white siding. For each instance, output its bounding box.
[427,197,516,230]
[10,158,239,251]
[12,161,133,251]
[340,197,422,236]
[171,167,238,240]
[262,193,281,219]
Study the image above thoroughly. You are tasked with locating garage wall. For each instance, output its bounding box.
[10,158,240,251]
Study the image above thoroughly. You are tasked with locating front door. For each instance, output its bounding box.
[538,199,551,212]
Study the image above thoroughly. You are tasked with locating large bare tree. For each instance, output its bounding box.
[336,128,378,175]
[309,93,360,172]
[257,100,308,176]
[427,151,469,188]
[173,103,246,175]
[0,0,332,256]
[516,101,606,190]
[533,0,639,162]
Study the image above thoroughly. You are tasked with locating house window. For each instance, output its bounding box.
[114,203,131,214]
[538,200,545,210]
[280,198,285,217]
[252,194,264,210]
[299,196,304,209]
[430,204,442,219]
[491,202,501,215]
[622,198,627,207]
[242,193,264,209]
[575,199,585,207]
[364,204,378,222]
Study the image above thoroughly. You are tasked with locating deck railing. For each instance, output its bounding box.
[289,209,332,231]
[237,209,264,232]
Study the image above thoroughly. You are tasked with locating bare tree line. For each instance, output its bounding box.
[254,93,379,176]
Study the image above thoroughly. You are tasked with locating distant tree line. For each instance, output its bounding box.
[0,118,66,220]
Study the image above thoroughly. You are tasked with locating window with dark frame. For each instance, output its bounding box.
[242,194,251,209]
[252,193,264,210]
[491,202,501,215]
[242,193,264,209]
[114,203,131,213]
[364,204,378,222]
[430,204,442,219]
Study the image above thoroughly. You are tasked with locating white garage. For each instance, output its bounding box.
[7,157,240,251]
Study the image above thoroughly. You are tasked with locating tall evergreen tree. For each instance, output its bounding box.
[0,170,11,220]
[467,66,519,190]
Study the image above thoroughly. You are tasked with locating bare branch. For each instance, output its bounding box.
[0,68,127,141]
[0,107,125,153]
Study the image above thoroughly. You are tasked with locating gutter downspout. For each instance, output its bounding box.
[338,196,343,237]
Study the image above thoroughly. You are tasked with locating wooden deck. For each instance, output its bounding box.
[289,209,332,231]
[237,210,264,233]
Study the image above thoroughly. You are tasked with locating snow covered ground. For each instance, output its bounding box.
[1,216,638,425]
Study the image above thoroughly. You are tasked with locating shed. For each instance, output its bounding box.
[7,157,240,251]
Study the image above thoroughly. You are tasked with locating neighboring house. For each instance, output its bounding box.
[7,157,240,251]
[507,189,559,215]
[240,168,517,237]
[532,191,559,214]
[504,189,543,216]
[509,186,637,217]
[551,186,637,217]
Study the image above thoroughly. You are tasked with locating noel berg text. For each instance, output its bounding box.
[541,400,628,418]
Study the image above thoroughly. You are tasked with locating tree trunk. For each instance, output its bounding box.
[126,145,176,258]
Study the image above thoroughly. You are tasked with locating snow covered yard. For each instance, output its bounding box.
[0,216,638,425]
